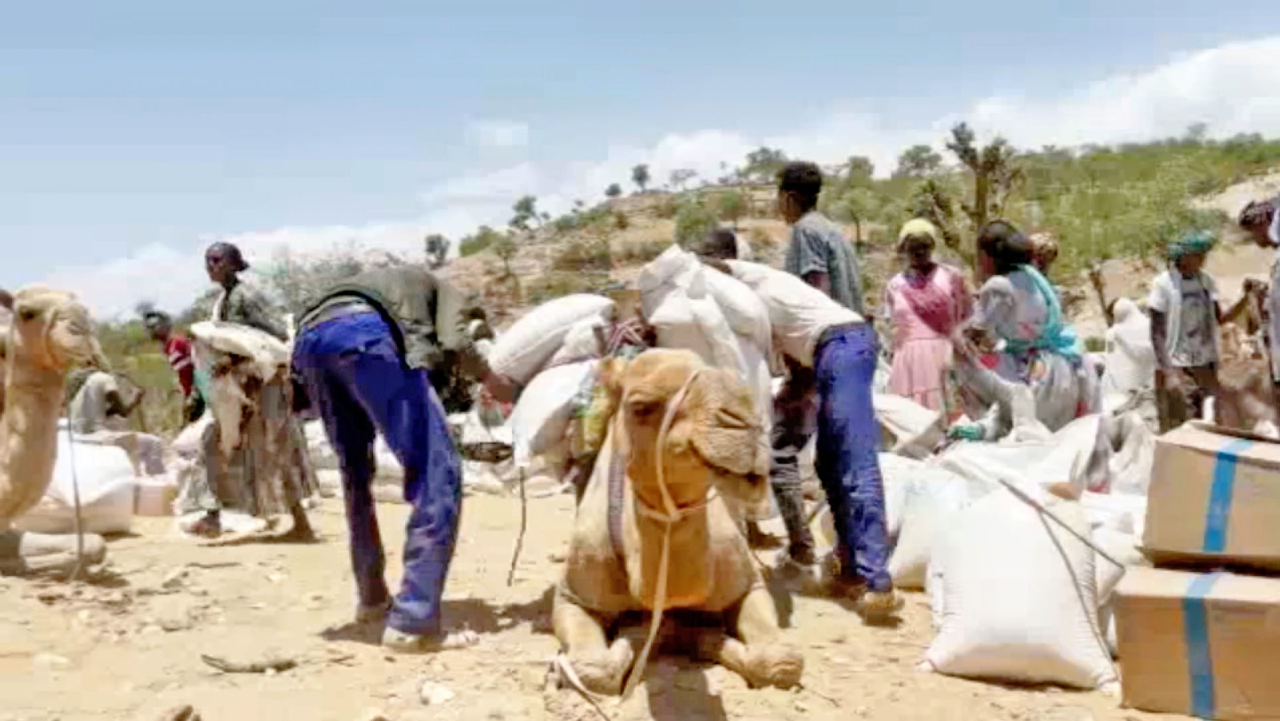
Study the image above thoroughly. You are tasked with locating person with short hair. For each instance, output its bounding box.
[1238,198,1280,387]
[143,311,204,424]
[776,162,864,313]
[699,252,900,621]
[68,370,144,434]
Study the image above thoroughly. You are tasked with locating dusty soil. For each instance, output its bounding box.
[0,491,1180,721]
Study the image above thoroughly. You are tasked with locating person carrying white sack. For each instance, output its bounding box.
[699,250,901,621]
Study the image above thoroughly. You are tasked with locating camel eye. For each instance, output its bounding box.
[628,399,661,419]
[18,309,37,322]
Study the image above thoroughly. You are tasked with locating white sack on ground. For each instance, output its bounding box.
[1091,526,1147,659]
[13,422,136,536]
[886,463,976,590]
[509,360,597,470]
[547,316,608,367]
[925,489,1117,690]
[487,294,614,386]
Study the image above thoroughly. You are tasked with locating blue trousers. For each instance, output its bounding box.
[292,312,462,636]
[814,324,893,593]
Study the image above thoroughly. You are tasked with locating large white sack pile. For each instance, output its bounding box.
[13,420,137,536]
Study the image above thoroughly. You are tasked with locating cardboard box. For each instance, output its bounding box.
[134,478,177,516]
[1144,422,1280,571]
[1115,567,1280,720]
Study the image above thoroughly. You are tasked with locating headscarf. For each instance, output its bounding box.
[897,218,940,252]
[1166,230,1216,261]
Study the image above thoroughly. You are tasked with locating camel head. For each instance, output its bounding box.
[1,288,106,378]
[605,349,770,519]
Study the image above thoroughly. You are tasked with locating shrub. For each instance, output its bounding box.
[614,211,629,230]
[525,271,609,305]
[747,227,775,259]
[673,200,719,248]
[616,238,670,264]
[552,236,612,272]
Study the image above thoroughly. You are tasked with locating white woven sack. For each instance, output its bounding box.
[1091,526,1147,658]
[925,489,1117,689]
[887,462,974,590]
[487,294,613,386]
[509,360,597,470]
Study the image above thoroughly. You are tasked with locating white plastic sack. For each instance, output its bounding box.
[938,414,1110,499]
[874,393,944,459]
[189,321,290,382]
[510,361,597,470]
[925,490,1117,690]
[547,316,607,367]
[13,425,136,536]
[487,294,614,386]
[886,462,977,590]
[1092,526,1147,659]
[1099,299,1155,399]
[1106,411,1154,496]
[638,245,745,375]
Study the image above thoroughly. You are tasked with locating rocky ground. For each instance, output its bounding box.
[0,490,1181,721]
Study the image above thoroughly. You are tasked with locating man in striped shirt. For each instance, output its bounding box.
[144,311,204,423]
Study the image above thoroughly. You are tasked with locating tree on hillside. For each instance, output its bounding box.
[907,179,962,251]
[828,187,880,244]
[424,233,450,269]
[669,168,697,192]
[742,147,788,182]
[843,156,875,186]
[945,122,1023,237]
[893,145,944,179]
[715,190,748,228]
[492,233,518,278]
[605,183,623,199]
[510,195,542,232]
[632,164,651,193]
[674,200,719,248]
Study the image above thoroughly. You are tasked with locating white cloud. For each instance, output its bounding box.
[42,35,1280,318]
[465,119,530,149]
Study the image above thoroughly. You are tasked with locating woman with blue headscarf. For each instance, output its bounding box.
[950,220,1098,440]
[1147,231,1251,432]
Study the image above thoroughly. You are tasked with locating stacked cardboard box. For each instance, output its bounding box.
[1117,422,1280,720]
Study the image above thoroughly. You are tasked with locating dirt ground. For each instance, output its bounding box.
[0,488,1184,721]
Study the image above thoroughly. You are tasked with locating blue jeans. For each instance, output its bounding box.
[292,312,462,636]
[814,324,892,593]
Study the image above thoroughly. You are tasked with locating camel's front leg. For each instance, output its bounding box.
[698,584,802,690]
[552,584,634,696]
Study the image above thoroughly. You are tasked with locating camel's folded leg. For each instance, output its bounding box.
[551,584,633,696]
[699,585,802,690]
[0,530,107,576]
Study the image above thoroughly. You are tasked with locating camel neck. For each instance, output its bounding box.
[0,363,64,522]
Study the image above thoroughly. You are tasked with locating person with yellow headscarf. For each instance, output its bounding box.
[880,219,972,411]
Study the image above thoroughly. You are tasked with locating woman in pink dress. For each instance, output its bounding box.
[881,219,972,411]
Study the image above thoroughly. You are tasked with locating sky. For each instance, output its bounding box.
[5,1,1280,317]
